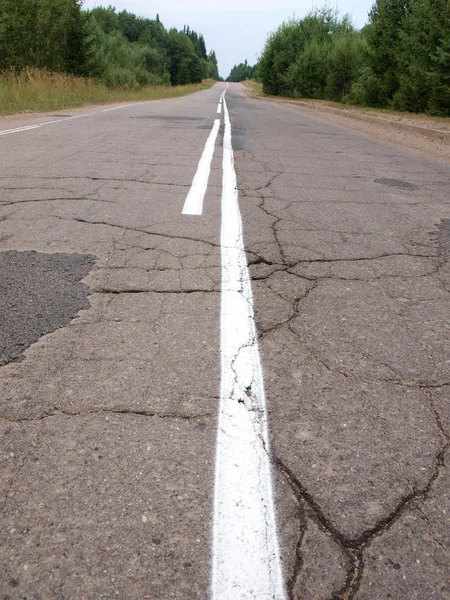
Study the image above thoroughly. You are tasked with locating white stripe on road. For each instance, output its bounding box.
[217,91,225,114]
[0,125,42,136]
[182,118,221,216]
[0,103,144,137]
[1,88,227,138]
[211,93,286,599]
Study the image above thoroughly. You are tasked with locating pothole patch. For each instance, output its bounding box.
[437,218,450,258]
[130,115,204,121]
[374,177,419,191]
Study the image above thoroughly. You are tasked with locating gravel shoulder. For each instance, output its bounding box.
[245,89,450,164]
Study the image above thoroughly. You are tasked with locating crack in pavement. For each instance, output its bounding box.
[234,150,450,597]
[0,197,118,206]
[274,434,449,600]
[246,251,437,273]
[94,288,218,295]
[0,407,216,424]
[51,215,220,248]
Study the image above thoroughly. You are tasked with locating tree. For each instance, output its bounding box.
[227,59,256,82]
[325,22,366,101]
[207,51,219,80]
[0,0,90,74]
[362,0,411,106]
[258,8,356,99]
[393,0,450,114]
[0,1,218,88]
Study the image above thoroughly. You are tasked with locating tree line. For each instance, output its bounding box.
[0,0,219,87]
[227,60,257,82]
[255,0,450,116]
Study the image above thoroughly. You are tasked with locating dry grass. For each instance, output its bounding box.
[0,69,216,115]
[241,80,263,96]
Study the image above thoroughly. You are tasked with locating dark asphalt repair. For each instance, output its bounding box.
[374,177,419,190]
[0,251,94,365]
[130,115,204,121]
[438,218,450,257]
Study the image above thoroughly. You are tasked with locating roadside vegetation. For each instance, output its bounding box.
[227,60,257,83]
[0,0,219,113]
[232,0,450,117]
[0,70,214,115]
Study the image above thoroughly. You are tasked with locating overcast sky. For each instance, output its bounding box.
[82,1,374,78]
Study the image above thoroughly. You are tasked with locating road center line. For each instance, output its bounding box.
[217,91,225,114]
[211,93,286,599]
[182,118,221,216]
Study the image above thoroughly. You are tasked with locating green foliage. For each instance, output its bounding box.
[258,9,360,100]
[392,0,450,114]
[362,0,410,106]
[0,0,89,73]
[256,2,450,115]
[227,59,256,82]
[326,27,367,101]
[0,1,219,89]
[0,68,215,114]
[206,51,220,81]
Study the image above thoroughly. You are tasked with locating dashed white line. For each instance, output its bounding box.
[211,93,286,599]
[217,91,225,114]
[182,118,221,216]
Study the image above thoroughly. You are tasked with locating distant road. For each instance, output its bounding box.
[0,82,449,600]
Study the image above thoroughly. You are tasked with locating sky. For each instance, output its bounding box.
[82,1,375,78]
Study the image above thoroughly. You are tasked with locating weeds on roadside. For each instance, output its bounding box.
[0,69,215,115]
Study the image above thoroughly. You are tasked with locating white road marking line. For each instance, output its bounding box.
[0,103,146,137]
[217,91,225,114]
[0,87,227,137]
[0,125,42,136]
[211,93,286,599]
[182,118,221,216]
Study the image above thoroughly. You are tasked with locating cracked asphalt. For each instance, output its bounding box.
[0,83,449,599]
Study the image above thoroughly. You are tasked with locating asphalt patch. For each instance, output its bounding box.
[0,251,94,366]
[130,115,204,121]
[438,218,450,258]
[374,177,419,191]
[231,125,250,152]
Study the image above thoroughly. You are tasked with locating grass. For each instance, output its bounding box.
[242,80,263,96]
[0,69,216,115]
[241,80,450,127]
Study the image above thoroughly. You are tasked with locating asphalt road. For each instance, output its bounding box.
[0,83,449,599]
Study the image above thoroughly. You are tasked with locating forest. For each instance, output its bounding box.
[227,60,257,82]
[253,0,450,116]
[0,0,219,87]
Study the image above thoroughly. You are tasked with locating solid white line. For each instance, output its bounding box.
[182,118,221,216]
[211,94,286,599]
[1,88,227,138]
[0,103,144,137]
[0,125,42,136]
